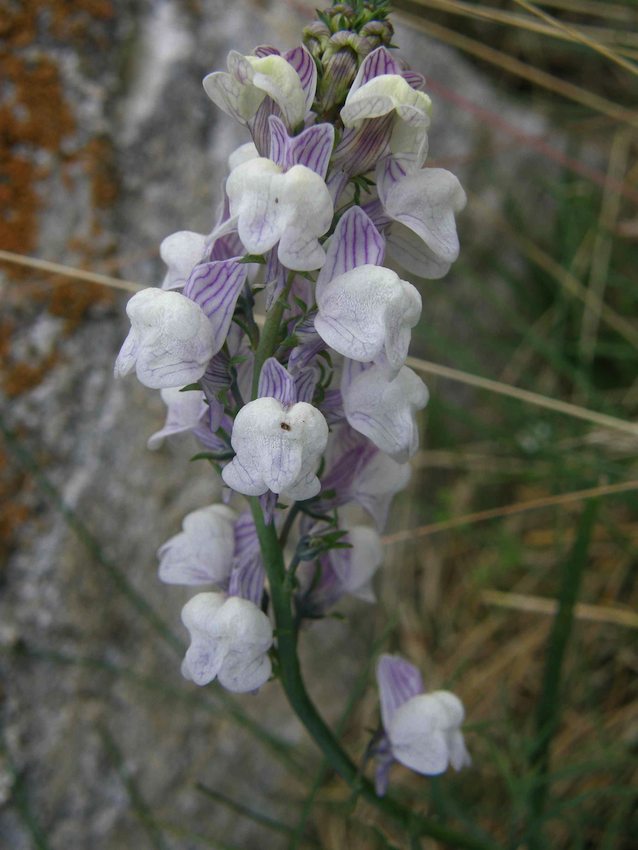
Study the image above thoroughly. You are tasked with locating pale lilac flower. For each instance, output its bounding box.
[181,592,272,692]
[114,289,217,389]
[377,158,467,279]
[316,263,421,372]
[319,425,411,529]
[147,387,209,450]
[225,157,333,270]
[314,206,420,371]
[342,363,429,462]
[299,524,383,613]
[158,505,237,586]
[160,231,208,290]
[203,49,311,129]
[332,47,432,181]
[375,654,470,795]
[222,396,329,500]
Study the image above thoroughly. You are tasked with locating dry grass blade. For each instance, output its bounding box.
[407,0,638,59]
[538,0,637,23]
[405,355,638,437]
[0,249,143,293]
[512,0,638,74]
[382,479,638,544]
[394,9,638,129]
[482,590,638,629]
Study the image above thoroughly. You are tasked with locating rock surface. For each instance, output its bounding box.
[0,2,551,847]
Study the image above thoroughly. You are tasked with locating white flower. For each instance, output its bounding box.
[378,162,466,279]
[315,263,421,372]
[181,593,273,692]
[114,289,216,389]
[204,52,308,128]
[226,157,333,270]
[160,231,208,290]
[222,397,329,500]
[387,691,470,776]
[158,505,237,586]
[329,525,383,603]
[147,387,208,450]
[375,654,470,794]
[343,364,428,462]
[341,74,432,166]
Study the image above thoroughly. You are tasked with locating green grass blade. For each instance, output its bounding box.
[525,500,599,848]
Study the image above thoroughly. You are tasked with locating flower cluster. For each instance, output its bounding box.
[115,0,468,789]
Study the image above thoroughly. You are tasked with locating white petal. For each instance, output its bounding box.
[226,158,333,271]
[228,141,259,172]
[180,592,228,685]
[160,231,207,290]
[342,75,431,129]
[203,70,264,123]
[343,365,428,461]
[147,387,207,449]
[247,54,307,127]
[114,289,216,389]
[315,264,421,371]
[222,397,329,499]
[380,168,466,278]
[388,694,452,775]
[329,525,383,601]
[158,505,237,586]
[213,596,273,693]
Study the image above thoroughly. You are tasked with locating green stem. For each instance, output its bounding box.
[251,272,295,399]
[526,500,598,849]
[249,497,499,850]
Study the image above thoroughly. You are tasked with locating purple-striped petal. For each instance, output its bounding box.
[331,113,394,178]
[254,45,280,58]
[402,70,426,90]
[350,46,402,95]
[289,123,334,179]
[228,513,265,606]
[293,365,318,404]
[316,206,385,294]
[258,358,297,406]
[268,116,335,179]
[283,44,317,115]
[264,248,287,311]
[268,114,290,168]
[184,259,248,344]
[377,654,424,730]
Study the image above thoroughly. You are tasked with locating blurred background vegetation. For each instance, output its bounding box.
[1,1,637,848]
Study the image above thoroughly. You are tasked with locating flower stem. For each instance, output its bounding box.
[251,272,295,399]
[249,497,499,850]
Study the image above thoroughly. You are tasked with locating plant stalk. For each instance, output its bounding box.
[249,497,498,850]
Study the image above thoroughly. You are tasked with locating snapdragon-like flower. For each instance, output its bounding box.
[222,396,329,500]
[114,289,217,389]
[225,156,333,270]
[158,505,237,586]
[375,654,470,795]
[299,524,383,613]
[342,362,429,461]
[203,49,311,129]
[314,206,421,372]
[332,46,432,182]
[377,158,467,279]
[181,592,273,692]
